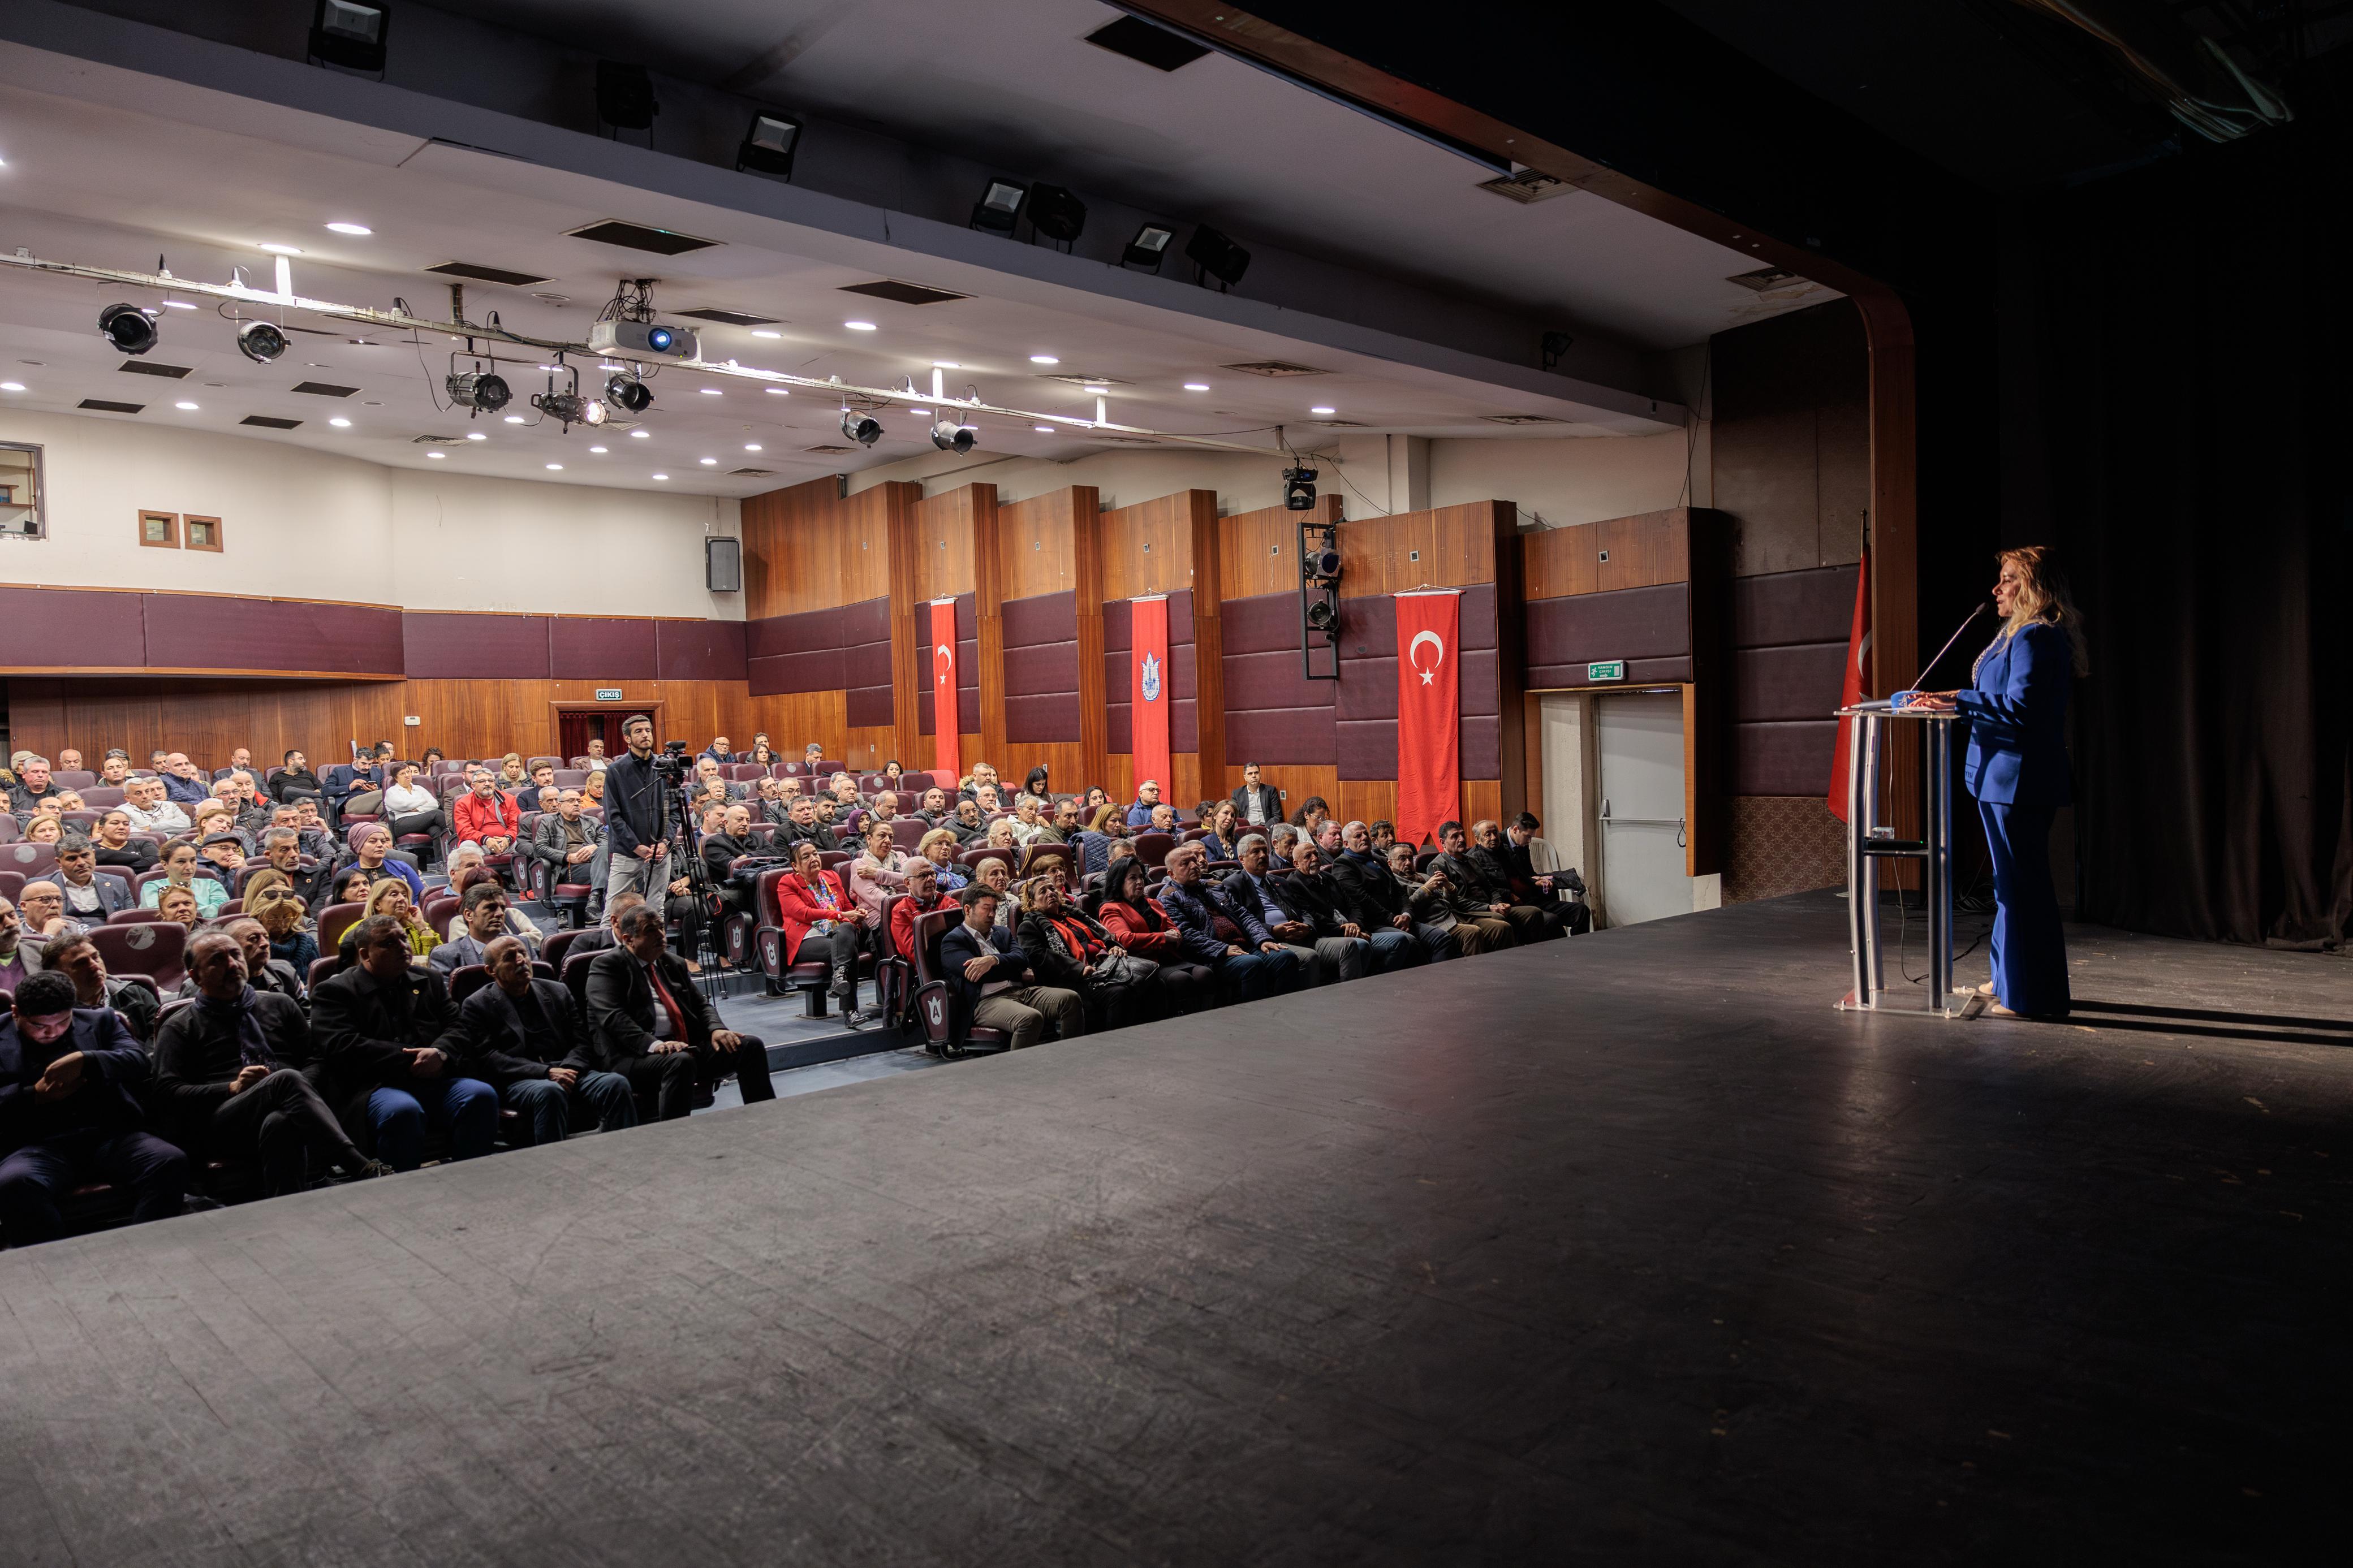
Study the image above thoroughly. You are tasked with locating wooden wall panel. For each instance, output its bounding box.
[1523,509,1694,599]
[1102,490,1210,600]
[911,485,983,603]
[1336,502,1501,599]
[741,476,896,620]
[1067,489,1109,794]
[998,489,1080,600]
[1223,763,1338,824]
[1220,495,1340,601]
[1187,494,1227,794]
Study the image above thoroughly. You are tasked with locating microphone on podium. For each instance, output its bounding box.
[1891,603,1988,709]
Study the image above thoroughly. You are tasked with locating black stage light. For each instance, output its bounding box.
[532,390,605,428]
[1540,330,1574,371]
[236,319,288,364]
[1024,183,1087,245]
[1283,464,1318,511]
[1123,223,1174,271]
[1307,543,1343,582]
[309,0,389,75]
[99,303,158,356]
[1186,225,1251,289]
[1305,597,1337,632]
[971,179,1026,234]
[737,113,802,180]
[446,369,511,412]
[841,408,883,447]
[605,374,653,412]
[929,418,978,455]
[596,62,658,131]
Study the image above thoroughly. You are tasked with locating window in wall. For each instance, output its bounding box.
[0,441,42,539]
[140,508,180,548]
[184,514,224,552]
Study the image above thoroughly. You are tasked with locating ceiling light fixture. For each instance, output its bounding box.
[236,319,289,363]
[971,179,1026,234]
[465,431,485,440]
[445,368,511,413]
[1029,354,1059,365]
[1024,184,1087,247]
[751,329,781,339]
[0,382,23,392]
[929,417,978,455]
[630,428,650,438]
[160,300,196,310]
[736,111,803,180]
[652,472,669,480]
[1123,224,1175,271]
[744,443,761,451]
[98,303,158,356]
[1033,424,1054,433]
[1083,384,1110,395]
[174,400,199,411]
[699,456,717,465]
[326,222,372,236]
[329,416,352,427]
[309,0,390,75]
[605,374,652,412]
[589,445,607,453]
[843,321,877,332]
[426,451,444,459]
[933,361,962,369]
[1310,405,1336,414]
[546,463,563,470]
[764,387,788,396]
[1185,226,1252,291]
[258,243,304,256]
[503,414,525,424]
[699,386,723,394]
[841,408,882,447]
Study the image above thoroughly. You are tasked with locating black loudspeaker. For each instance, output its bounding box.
[706,536,742,593]
[597,62,658,131]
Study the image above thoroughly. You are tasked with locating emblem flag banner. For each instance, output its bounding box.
[1130,596,1171,800]
[1394,590,1461,849]
[929,599,961,781]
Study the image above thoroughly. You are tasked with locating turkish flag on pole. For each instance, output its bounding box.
[1827,553,1870,822]
[929,599,961,781]
[1130,596,1171,798]
[1394,590,1461,849]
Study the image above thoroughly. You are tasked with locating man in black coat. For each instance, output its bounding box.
[1229,762,1284,833]
[457,935,635,1146]
[1487,813,1590,936]
[0,970,188,1245]
[309,914,499,1170]
[1430,819,1540,947]
[602,712,675,922]
[1324,820,1455,964]
[938,883,1083,1052]
[152,932,385,1195]
[584,905,772,1120]
[1282,840,1423,975]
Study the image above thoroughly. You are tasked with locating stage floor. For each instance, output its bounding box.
[2,892,2345,1565]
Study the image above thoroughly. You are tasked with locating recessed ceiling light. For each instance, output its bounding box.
[1183,382,1209,391]
[652,472,669,480]
[326,222,372,236]
[1083,385,1109,394]
[908,407,932,417]
[844,321,878,331]
[1033,424,1055,433]
[751,330,781,339]
[589,444,607,453]
[744,443,761,451]
[546,463,563,470]
[329,416,352,427]
[258,243,303,255]
[699,457,717,465]
[466,431,486,440]
[426,451,445,459]
[1310,405,1336,414]
[1029,354,1059,364]
[764,387,788,396]
[700,387,722,395]
[174,400,199,411]
[933,361,962,369]
[537,364,561,373]
[504,414,525,424]
[630,429,650,438]
[160,301,196,311]
[0,382,24,392]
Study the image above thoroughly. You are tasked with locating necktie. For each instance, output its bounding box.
[646,962,688,1043]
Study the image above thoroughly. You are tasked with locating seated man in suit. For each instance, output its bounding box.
[0,970,188,1246]
[1153,842,1302,1003]
[1285,841,1419,974]
[778,792,840,853]
[152,931,385,1195]
[1430,820,1545,947]
[43,931,163,1043]
[1223,832,1369,986]
[257,827,338,913]
[52,837,132,925]
[1325,819,1455,965]
[515,761,561,815]
[937,882,1083,1052]
[529,785,606,916]
[1230,762,1283,833]
[1486,813,1589,936]
[565,892,640,960]
[457,934,634,1146]
[584,904,773,1120]
[309,914,498,1172]
[427,881,513,977]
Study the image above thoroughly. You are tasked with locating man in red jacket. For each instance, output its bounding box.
[451,766,522,885]
[889,856,955,962]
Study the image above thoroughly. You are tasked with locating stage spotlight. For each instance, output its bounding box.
[605,374,653,413]
[1186,225,1251,290]
[1024,184,1087,245]
[971,179,1027,234]
[929,418,978,455]
[309,0,389,75]
[532,390,606,429]
[1283,464,1318,511]
[596,62,658,131]
[841,408,883,447]
[1307,543,1343,583]
[1540,330,1574,372]
[1123,224,1175,271]
[236,319,288,364]
[98,303,158,356]
[736,112,802,180]
[446,370,511,413]
[1305,598,1337,632]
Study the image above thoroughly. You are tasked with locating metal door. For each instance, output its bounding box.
[1596,691,1691,926]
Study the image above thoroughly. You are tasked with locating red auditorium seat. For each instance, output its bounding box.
[86,921,188,992]
[747,867,873,1018]
[907,906,1010,1056]
[1130,832,1177,870]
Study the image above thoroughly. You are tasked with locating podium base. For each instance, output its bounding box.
[1838,988,1967,1018]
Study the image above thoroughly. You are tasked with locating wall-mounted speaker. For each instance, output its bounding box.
[705,536,742,593]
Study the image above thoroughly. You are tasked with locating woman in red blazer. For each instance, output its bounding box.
[1088,856,1213,1018]
[773,841,873,1022]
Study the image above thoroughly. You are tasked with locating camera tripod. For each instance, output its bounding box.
[652,755,730,1004]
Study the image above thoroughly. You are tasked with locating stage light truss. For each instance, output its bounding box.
[2,250,1286,456]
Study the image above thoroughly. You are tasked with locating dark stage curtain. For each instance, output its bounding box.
[2023,126,2350,949]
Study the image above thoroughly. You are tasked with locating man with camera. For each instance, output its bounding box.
[603,714,676,922]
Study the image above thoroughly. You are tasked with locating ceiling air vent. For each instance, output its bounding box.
[803,443,856,454]
[1476,169,1571,205]
[1223,360,1328,378]
[567,219,719,256]
[1084,16,1210,72]
[118,360,192,379]
[425,261,550,287]
[1728,267,1804,292]
[291,381,359,398]
[1039,373,1131,387]
[411,433,467,444]
[676,308,780,327]
[1309,418,1367,427]
[1483,414,1567,426]
[728,467,775,477]
[838,279,969,306]
[79,398,144,414]
[243,415,304,430]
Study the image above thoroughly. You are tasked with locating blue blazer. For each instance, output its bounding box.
[1954,621,2074,810]
[0,1007,153,1152]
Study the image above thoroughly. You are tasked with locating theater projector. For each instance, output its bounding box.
[588,319,699,360]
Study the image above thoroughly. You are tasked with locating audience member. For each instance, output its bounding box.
[6,754,63,815]
[746,736,777,767]
[985,817,1019,852]
[584,905,773,1116]
[969,856,1019,932]
[913,787,950,825]
[1433,819,1550,945]
[140,840,229,920]
[495,754,531,791]
[602,714,672,922]
[54,749,83,775]
[1225,833,1354,985]
[1126,779,1164,827]
[1486,814,1589,936]
[580,768,607,810]
[1325,820,1454,964]
[120,775,192,836]
[780,793,840,853]
[1196,800,1240,862]
[22,814,63,848]
[53,836,132,923]
[1268,823,1300,869]
[361,878,439,966]
[220,915,304,1000]
[44,931,162,1041]
[271,750,325,807]
[226,772,277,837]
[1035,797,1081,846]
[529,787,604,908]
[1008,796,1049,846]
[310,914,495,1170]
[248,885,318,979]
[848,819,912,930]
[255,827,333,911]
[14,881,79,957]
[917,828,969,891]
[290,798,337,861]
[380,762,448,844]
[1154,843,1302,1002]
[324,751,382,821]
[337,824,425,904]
[1231,762,1282,831]
[428,882,516,976]
[152,885,201,930]
[827,771,861,811]
[773,841,874,1025]
[958,762,1001,804]
[151,931,382,1194]
[1395,836,1513,957]
[802,742,826,771]
[1015,875,1140,1030]
[0,971,188,1245]
[161,753,210,806]
[451,766,522,871]
[566,891,641,958]
[0,897,24,993]
[949,798,989,845]
[221,748,254,777]
[1147,802,1178,836]
[1079,811,1127,877]
[456,934,634,1145]
[97,754,131,787]
[938,883,1083,1052]
[583,739,609,772]
[889,856,955,964]
[1088,857,1213,1016]
[1019,764,1052,806]
[1285,841,1417,974]
[200,832,249,882]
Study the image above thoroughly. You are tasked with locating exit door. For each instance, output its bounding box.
[558,709,619,763]
[1596,691,1692,926]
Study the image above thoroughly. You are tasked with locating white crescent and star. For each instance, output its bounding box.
[935,642,953,685]
[1408,629,1446,686]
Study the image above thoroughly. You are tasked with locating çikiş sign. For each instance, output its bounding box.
[1587,660,1626,683]
[594,689,624,701]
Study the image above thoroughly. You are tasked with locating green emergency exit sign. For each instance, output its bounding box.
[1587,660,1626,683]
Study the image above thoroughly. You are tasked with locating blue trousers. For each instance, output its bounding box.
[1363,929,1419,973]
[368,1077,499,1171]
[1214,947,1301,1003]
[1979,798,2070,1017]
[0,1129,188,1246]
[502,1072,636,1146]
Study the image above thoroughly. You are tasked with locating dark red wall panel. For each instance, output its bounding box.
[0,588,146,664]
[549,617,658,680]
[656,619,748,680]
[402,613,551,679]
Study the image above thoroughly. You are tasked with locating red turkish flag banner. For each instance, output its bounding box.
[1827,553,1869,822]
[1130,596,1171,800]
[1394,590,1461,849]
[929,599,961,781]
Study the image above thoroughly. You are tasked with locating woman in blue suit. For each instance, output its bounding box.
[1911,546,2088,1018]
